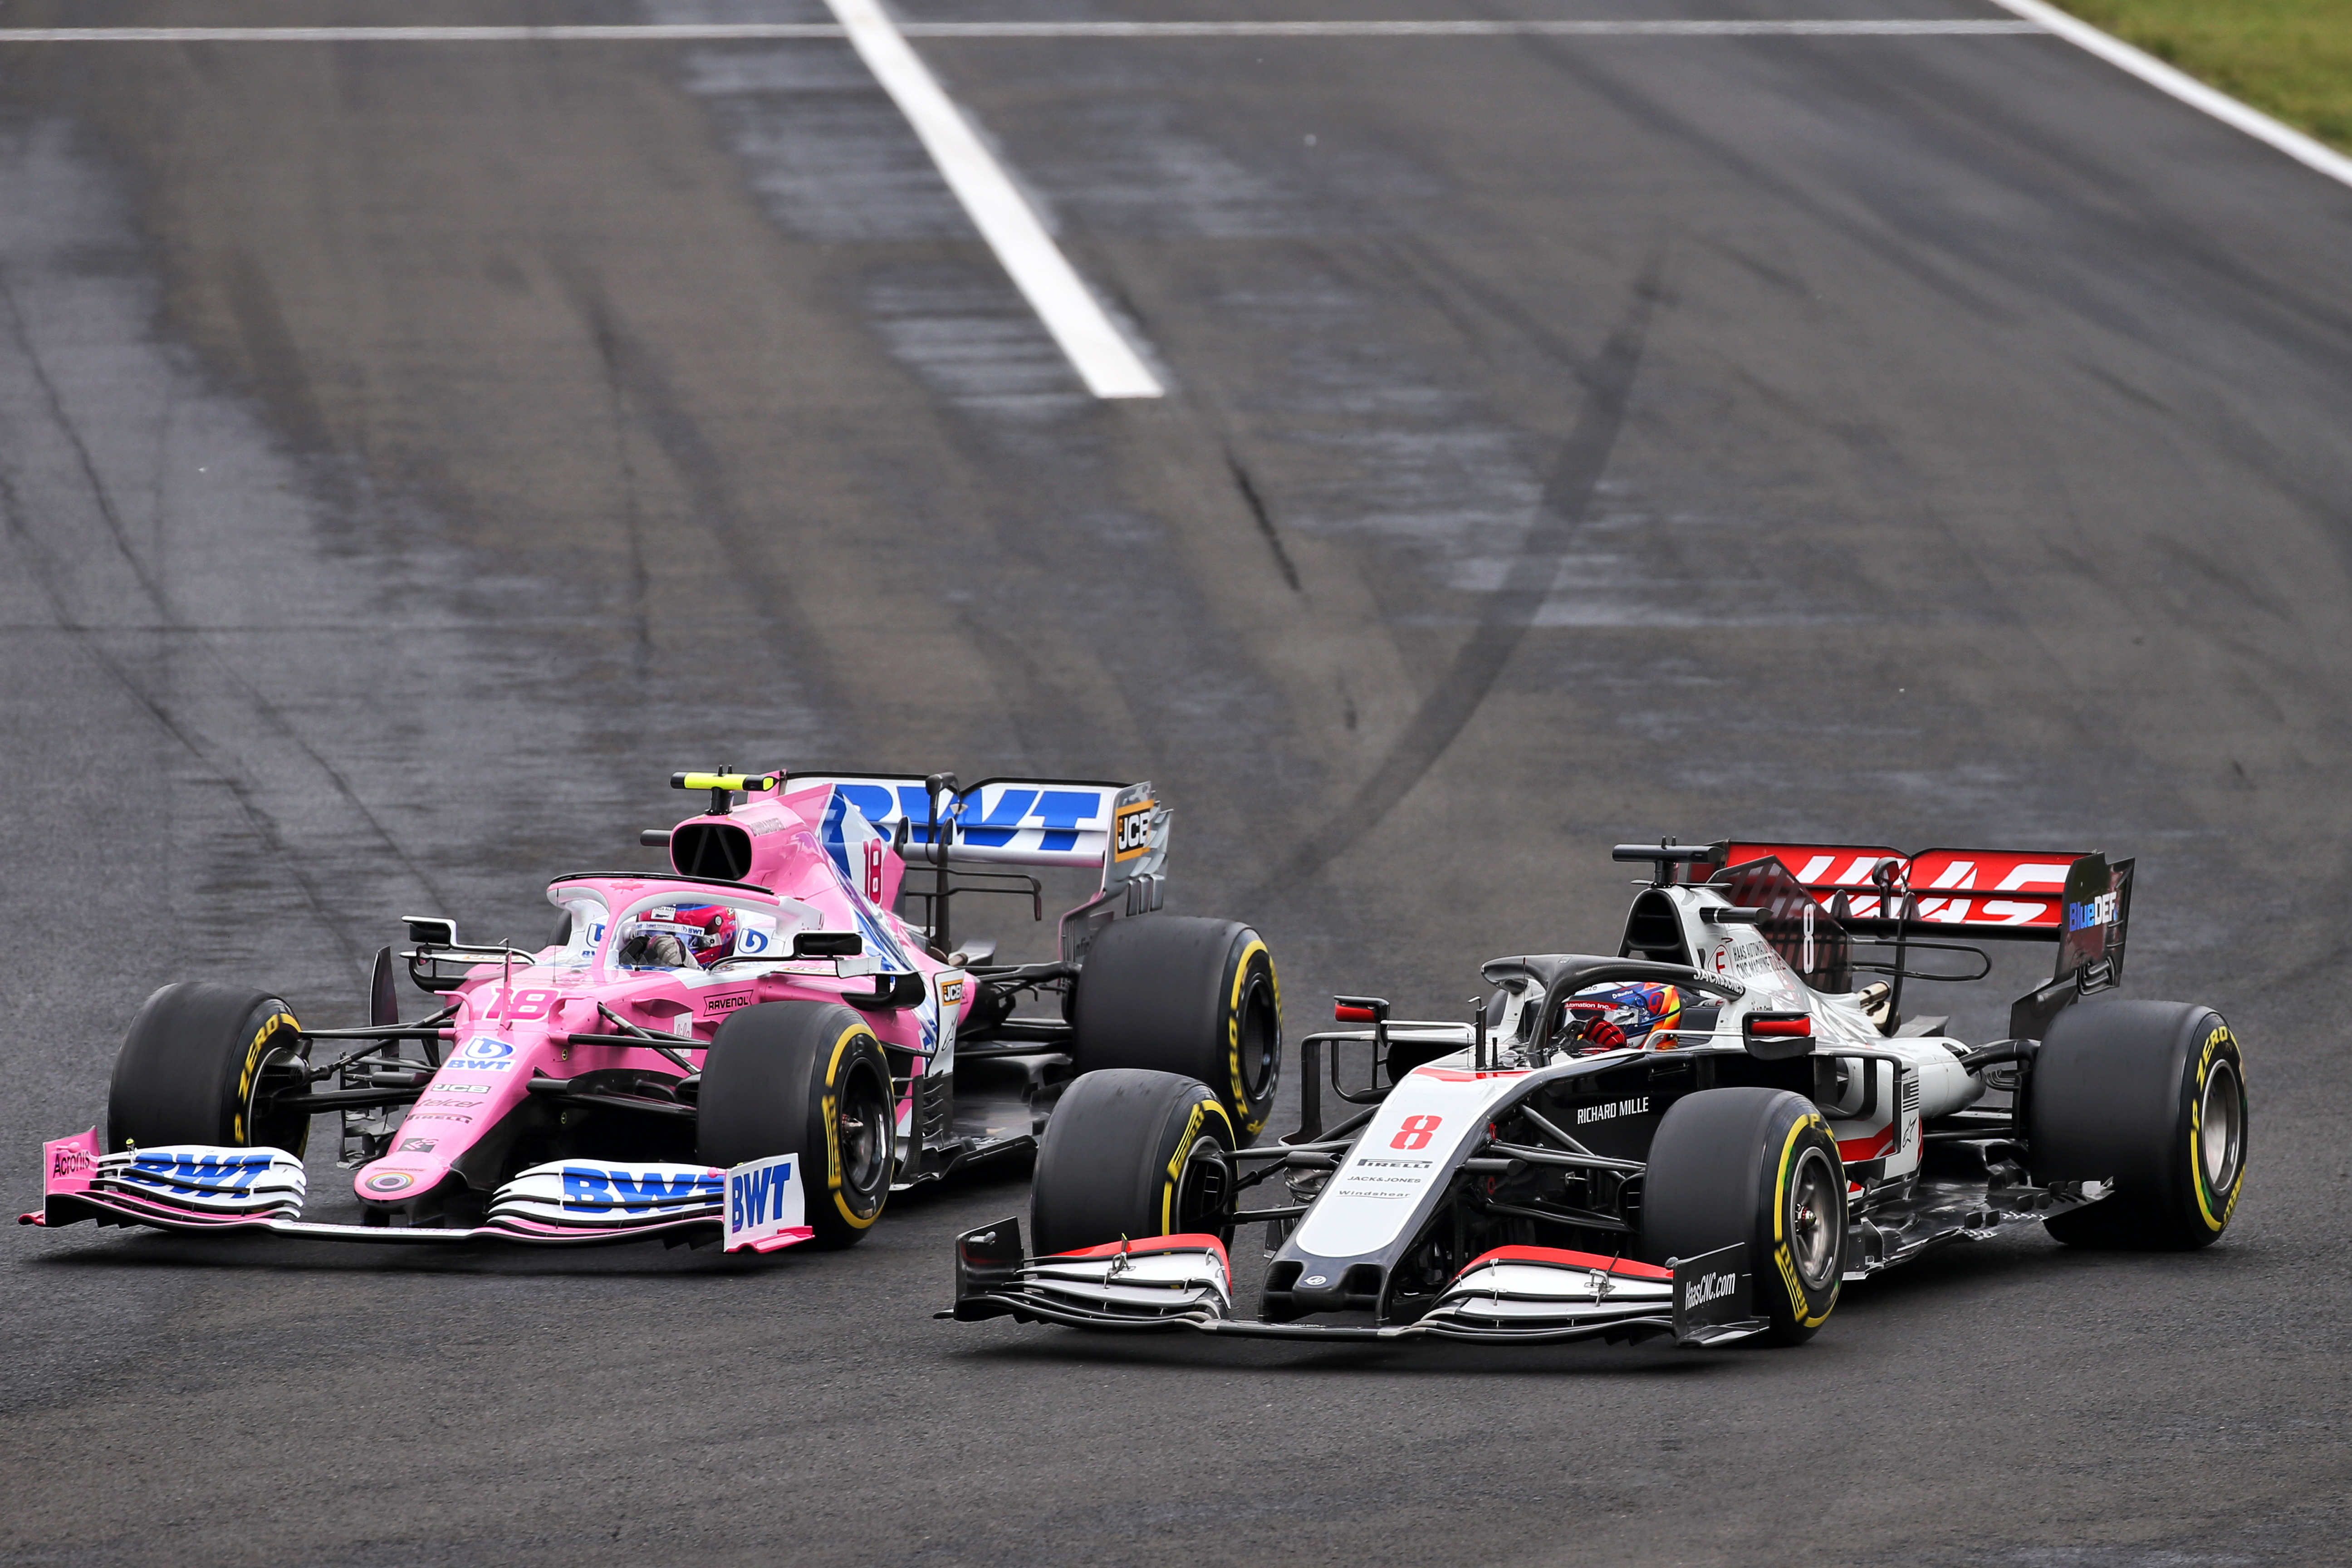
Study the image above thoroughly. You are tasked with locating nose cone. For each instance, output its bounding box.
[354,1152,455,1206]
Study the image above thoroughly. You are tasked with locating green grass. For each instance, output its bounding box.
[2057,0,2352,152]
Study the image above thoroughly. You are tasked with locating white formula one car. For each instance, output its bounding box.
[948,838,2247,1347]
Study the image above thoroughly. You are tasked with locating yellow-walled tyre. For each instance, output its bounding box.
[108,983,310,1156]
[1642,1087,1845,1346]
[700,1000,895,1249]
[1031,1069,1235,1257]
[1070,916,1280,1144]
[2031,1001,2247,1250]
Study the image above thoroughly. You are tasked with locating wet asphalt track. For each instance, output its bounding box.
[3,1,2350,1563]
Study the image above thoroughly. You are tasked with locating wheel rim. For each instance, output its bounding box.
[245,1045,310,1152]
[1235,975,1279,1102]
[1172,1130,1232,1235]
[2200,1060,2245,1197]
[1785,1145,1841,1291]
[836,1058,895,1203]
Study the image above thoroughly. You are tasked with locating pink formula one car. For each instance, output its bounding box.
[23,769,1281,1254]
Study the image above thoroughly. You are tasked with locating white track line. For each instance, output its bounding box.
[824,0,1161,399]
[0,20,2041,43]
[1982,0,2352,190]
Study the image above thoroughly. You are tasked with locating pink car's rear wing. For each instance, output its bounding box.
[790,773,1141,869]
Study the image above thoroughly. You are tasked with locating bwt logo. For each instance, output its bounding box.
[1685,1270,1739,1308]
[736,926,771,956]
[128,1152,272,1194]
[730,1160,797,1230]
[457,1037,514,1062]
[2067,891,2121,932]
[560,1166,721,1212]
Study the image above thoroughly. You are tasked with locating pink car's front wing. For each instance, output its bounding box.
[20,1129,814,1252]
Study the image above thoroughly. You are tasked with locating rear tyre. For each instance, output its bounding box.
[1030,1069,1235,1256]
[1070,915,1280,1144]
[2030,1000,2247,1250]
[108,983,310,1156]
[1642,1087,1844,1345]
[699,1000,896,1250]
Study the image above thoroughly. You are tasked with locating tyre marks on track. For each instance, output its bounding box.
[1258,260,1662,892]
[557,264,836,740]
[0,256,444,973]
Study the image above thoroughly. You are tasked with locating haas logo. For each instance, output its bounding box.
[1113,801,1154,862]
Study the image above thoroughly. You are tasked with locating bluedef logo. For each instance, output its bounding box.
[724,1153,807,1251]
[559,1166,722,1213]
[2067,891,2121,932]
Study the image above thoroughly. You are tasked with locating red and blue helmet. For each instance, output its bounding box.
[1563,981,1685,1051]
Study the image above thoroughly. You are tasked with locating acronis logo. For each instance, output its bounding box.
[559,1165,722,1212]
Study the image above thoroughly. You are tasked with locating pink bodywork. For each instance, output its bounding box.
[351,782,966,1216]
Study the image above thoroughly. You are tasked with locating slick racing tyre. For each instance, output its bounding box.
[1070,915,1280,1144]
[1643,1088,1844,1345]
[1031,1069,1235,1257]
[2030,1000,2247,1250]
[108,983,311,1156]
[699,1000,896,1250]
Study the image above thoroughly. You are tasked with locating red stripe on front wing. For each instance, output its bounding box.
[1454,1245,1673,1281]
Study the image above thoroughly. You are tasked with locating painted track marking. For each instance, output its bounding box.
[820,0,1160,399]
[0,20,2044,42]
[1984,0,2352,191]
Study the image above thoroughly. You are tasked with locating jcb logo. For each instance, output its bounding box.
[1113,801,1154,862]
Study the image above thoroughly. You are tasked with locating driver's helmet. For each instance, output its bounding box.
[1561,981,1684,1053]
[613,912,703,970]
[671,904,737,968]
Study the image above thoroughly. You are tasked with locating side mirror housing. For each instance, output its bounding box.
[793,931,864,959]
[1743,1011,1814,1062]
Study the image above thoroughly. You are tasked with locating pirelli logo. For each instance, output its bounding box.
[1113,799,1155,862]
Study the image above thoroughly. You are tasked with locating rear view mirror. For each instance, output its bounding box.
[793,931,865,959]
[403,916,457,947]
[1743,1011,1814,1062]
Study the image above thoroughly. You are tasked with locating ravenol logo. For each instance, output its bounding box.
[559,1166,722,1213]
[457,1037,514,1063]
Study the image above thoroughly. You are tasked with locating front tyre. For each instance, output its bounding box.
[1642,1087,1844,1345]
[699,1000,896,1250]
[1031,1069,1235,1256]
[108,983,310,1155]
[1070,916,1281,1143]
[2030,1000,2248,1250]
